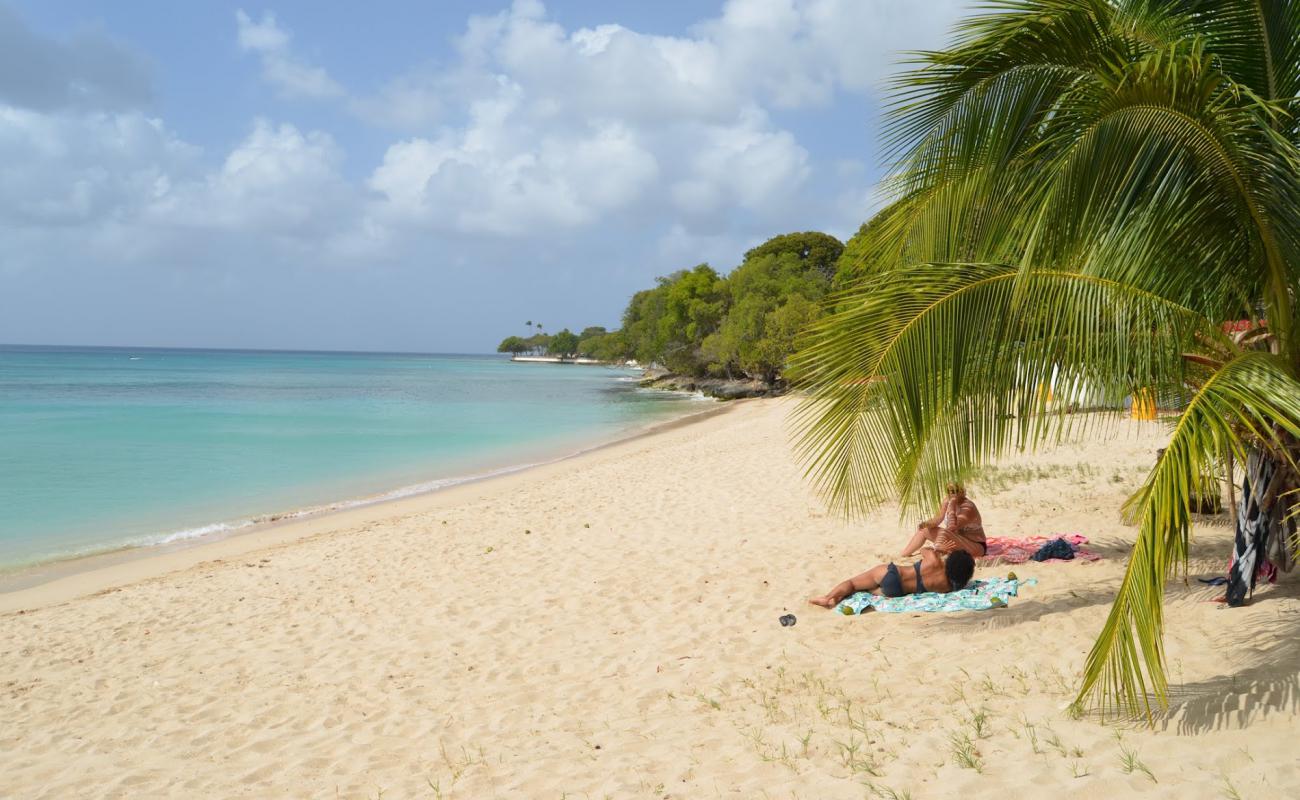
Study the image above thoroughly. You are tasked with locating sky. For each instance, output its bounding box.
[0,0,969,353]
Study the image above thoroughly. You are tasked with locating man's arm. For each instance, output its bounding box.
[919,502,944,530]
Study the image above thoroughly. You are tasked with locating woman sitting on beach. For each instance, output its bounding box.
[900,482,986,558]
[808,549,975,608]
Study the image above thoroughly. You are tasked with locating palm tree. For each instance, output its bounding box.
[792,0,1300,719]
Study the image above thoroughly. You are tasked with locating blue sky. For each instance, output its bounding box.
[0,0,967,352]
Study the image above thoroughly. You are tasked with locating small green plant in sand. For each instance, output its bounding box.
[1006,667,1031,694]
[436,740,485,784]
[759,688,783,722]
[870,640,892,667]
[1118,742,1156,783]
[968,707,991,739]
[865,783,914,800]
[1220,774,1244,800]
[948,731,983,773]
[1069,761,1091,779]
[694,690,721,711]
[832,735,882,777]
[741,725,800,772]
[976,674,1006,698]
[971,463,1098,495]
[1019,716,1043,755]
[721,662,908,783]
[797,729,814,758]
[1042,727,1069,758]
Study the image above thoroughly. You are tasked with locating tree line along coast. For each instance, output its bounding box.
[496,230,867,396]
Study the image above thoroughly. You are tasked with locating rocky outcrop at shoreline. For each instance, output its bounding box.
[638,369,780,400]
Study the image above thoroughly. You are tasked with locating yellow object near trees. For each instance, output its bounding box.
[1131,390,1156,421]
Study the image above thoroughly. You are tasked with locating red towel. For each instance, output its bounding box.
[981,534,1100,564]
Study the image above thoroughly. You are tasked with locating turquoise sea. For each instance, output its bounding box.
[0,345,709,570]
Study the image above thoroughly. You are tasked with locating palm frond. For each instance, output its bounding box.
[792,266,1219,516]
[1075,351,1300,719]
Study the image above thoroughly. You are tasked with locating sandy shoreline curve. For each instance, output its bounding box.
[2,397,1297,798]
[0,399,733,612]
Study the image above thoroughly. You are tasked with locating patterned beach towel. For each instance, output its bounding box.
[981,534,1100,564]
[835,577,1036,615]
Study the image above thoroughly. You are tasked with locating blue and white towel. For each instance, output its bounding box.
[835,577,1036,615]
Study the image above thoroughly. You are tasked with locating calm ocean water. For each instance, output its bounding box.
[0,345,709,570]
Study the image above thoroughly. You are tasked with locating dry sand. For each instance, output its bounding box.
[2,398,1297,798]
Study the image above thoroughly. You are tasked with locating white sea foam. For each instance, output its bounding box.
[150,521,245,546]
[114,461,551,555]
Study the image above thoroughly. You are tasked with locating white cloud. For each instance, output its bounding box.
[3,0,971,279]
[367,81,660,236]
[358,2,815,240]
[350,0,966,242]
[154,119,353,237]
[0,105,354,274]
[235,9,343,100]
[0,106,197,229]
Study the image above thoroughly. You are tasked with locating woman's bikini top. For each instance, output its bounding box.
[941,499,984,536]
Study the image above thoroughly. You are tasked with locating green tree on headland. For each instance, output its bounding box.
[577,328,630,362]
[742,231,844,281]
[523,333,550,355]
[622,264,727,375]
[547,329,580,357]
[583,330,631,362]
[619,234,840,380]
[792,0,1300,718]
[496,336,529,357]
[505,231,841,376]
[702,248,833,381]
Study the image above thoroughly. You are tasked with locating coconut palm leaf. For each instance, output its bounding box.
[1076,351,1300,718]
[792,267,1220,516]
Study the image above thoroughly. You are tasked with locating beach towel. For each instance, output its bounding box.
[981,534,1099,564]
[835,577,1036,615]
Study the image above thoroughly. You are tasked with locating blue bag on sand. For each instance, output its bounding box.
[1030,537,1075,561]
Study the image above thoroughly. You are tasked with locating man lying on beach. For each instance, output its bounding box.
[899,482,987,558]
[808,549,975,608]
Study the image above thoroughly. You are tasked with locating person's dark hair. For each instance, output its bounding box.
[944,550,975,590]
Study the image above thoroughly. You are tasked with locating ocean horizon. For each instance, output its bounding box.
[0,344,709,571]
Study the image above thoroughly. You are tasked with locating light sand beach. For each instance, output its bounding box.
[2,398,1297,798]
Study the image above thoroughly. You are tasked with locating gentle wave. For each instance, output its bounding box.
[122,461,549,552]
